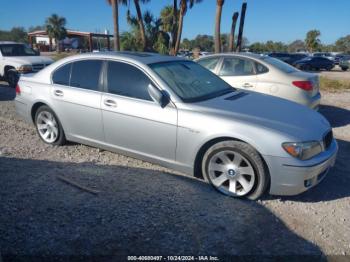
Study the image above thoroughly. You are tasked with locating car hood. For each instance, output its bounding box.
[192,91,330,140]
[7,56,53,65]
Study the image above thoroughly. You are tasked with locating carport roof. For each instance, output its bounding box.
[28,30,113,38]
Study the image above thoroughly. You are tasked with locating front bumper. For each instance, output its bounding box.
[264,139,338,196]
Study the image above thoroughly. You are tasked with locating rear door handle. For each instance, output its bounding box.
[242,83,253,88]
[104,99,117,107]
[54,90,64,97]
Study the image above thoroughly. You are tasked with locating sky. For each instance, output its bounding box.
[0,0,349,44]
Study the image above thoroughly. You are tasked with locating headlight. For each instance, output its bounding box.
[282,141,323,160]
[17,65,33,73]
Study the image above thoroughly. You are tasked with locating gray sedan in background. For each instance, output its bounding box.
[196,53,321,109]
[15,52,337,199]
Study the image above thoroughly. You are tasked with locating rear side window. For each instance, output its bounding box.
[70,60,103,91]
[255,62,269,74]
[197,57,220,71]
[52,63,71,85]
[106,61,152,101]
[219,57,255,76]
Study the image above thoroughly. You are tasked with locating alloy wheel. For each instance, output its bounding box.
[36,111,59,143]
[208,150,256,196]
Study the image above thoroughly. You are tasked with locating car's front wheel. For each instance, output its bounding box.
[202,141,268,200]
[341,67,348,71]
[35,105,66,145]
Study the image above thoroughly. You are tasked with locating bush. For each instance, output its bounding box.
[319,76,350,92]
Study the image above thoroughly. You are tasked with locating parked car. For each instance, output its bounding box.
[196,53,320,109]
[0,41,53,88]
[312,52,335,61]
[293,56,334,71]
[268,52,308,65]
[334,53,345,65]
[15,52,337,199]
[339,55,350,71]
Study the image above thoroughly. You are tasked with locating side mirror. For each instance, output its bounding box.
[147,84,170,108]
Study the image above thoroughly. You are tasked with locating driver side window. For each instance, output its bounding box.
[106,61,152,101]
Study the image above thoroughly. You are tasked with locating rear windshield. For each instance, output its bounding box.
[261,56,298,73]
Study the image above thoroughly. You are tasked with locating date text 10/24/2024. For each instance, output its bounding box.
[127,256,219,261]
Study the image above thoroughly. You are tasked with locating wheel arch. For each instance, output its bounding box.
[31,102,47,122]
[193,136,271,191]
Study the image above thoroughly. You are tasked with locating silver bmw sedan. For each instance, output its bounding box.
[15,52,337,199]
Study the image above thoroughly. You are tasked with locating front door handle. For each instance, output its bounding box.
[242,83,253,88]
[104,99,117,107]
[54,90,64,97]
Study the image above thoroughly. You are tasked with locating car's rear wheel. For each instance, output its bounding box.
[35,106,66,145]
[341,67,348,71]
[6,69,19,88]
[202,141,268,200]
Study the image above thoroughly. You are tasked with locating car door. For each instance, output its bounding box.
[101,60,177,162]
[51,59,105,143]
[217,57,257,90]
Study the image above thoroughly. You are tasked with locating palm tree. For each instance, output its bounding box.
[45,14,67,52]
[214,0,224,53]
[174,0,201,55]
[229,12,239,52]
[133,0,150,51]
[107,0,127,51]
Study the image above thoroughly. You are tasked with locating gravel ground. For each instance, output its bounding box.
[318,66,350,81]
[0,82,350,260]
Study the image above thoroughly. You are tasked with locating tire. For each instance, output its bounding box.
[6,69,19,88]
[304,65,311,71]
[341,67,348,71]
[34,105,66,146]
[201,140,268,200]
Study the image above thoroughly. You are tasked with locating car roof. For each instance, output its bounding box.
[65,51,187,65]
[0,41,23,45]
[195,52,267,61]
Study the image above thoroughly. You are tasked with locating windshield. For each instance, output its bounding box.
[0,44,37,56]
[261,56,298,73]
[150,60,234,102]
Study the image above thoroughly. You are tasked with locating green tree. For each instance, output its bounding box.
[180,38,192,50]
[45,14,67,52]
[0,27,28,43]
[125,10,169,53]
[10,27,27,43]
[192,34,214,52]
[335,35,350,53]
[120,31,139,51]
[174,0,202,55]
[288,40,306,52]
[214,0,224,53]
[132,0,150,51]
[249,42,265,53]
[160,5,178,52]
[305,30,321,53]
[107,0,127,51]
